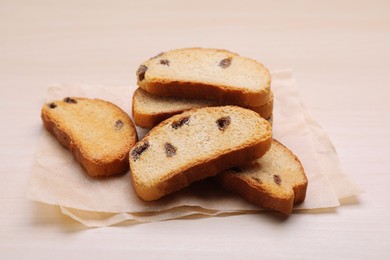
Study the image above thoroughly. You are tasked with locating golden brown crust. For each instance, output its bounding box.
[131,89,191,129]
[41,98,138,177]
[214,171,295,214]
[253,91,274,120]
[214,139,308,215]
[133,109,181,129]
[132,88,274,129]
[139,81,271,107]
[129,106,273,201]
[274,140,308,207]
[137,48,271,107]
[133,136,272,201]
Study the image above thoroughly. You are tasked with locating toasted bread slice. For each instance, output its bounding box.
[41,97,138,177]
[215,139,308,214]
[129,106,272,201]
[132,88,274,128]
[136,48,271,106]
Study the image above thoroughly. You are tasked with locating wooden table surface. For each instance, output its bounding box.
[1,0,389,258]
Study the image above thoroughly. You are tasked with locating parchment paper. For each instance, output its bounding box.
[27,69,362,227]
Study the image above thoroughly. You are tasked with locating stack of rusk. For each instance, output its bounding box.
[130,48,307,215]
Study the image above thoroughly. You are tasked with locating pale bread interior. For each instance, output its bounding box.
[132,87,274,129]
[227,140,307,200]
[143,48,270,93]
[42,98,136,163]
[133,87,215,115]
[130,106,272,186]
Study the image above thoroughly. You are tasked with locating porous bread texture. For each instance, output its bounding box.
[129,106,272,201]
[41,97,138,177]
[215,139,308,214]
[136,48,271,106]
[132,87,274,128]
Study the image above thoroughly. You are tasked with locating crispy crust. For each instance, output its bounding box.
[215,171,294,214]
[132,136,272,201]
[138,81,271,107]
[129,106,273,201]
[133,109,183,129]
[131,89,191,129]
[41,98,138,177]
[214,140,308,215]
[137,47,271,107]
[253,91,274,120]
[132,89,274,129]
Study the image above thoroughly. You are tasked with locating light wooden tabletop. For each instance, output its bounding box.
[1,0,389,258]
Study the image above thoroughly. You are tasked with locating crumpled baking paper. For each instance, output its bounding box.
[27,69,363,227]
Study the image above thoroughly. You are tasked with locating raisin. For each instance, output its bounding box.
[219,57,232,68]
[164,143,177,157]
[251,176,262,184]
[115,120,123,130]
[48,103,57,109]
[171,116,190,129]
[63,97,77,104]
[273,175,282,185]
[159,59,170,66]
[231,167,242,173]
[131,141,149,161]
[137,65,148,81]
[216,116,231,131]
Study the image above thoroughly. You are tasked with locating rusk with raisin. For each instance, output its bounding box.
[41,97,138,177]
[129,106,272,201]
[132,87,274,128]
[215,139,308,214]
[136,48,271,106]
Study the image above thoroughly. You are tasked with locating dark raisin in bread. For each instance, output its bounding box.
[215,139,308,214]
[132,87,274,128]
[129,106,272,201]
[136,48,271,107]
[41,97,138,177]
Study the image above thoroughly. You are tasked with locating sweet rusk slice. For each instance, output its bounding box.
[136,48,271,106]
[41,97,138,177]
[132,87,274,128]
[215,139,308,214]
[129,106,272,201]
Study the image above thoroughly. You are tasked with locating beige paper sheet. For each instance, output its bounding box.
[27,69,362,227]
